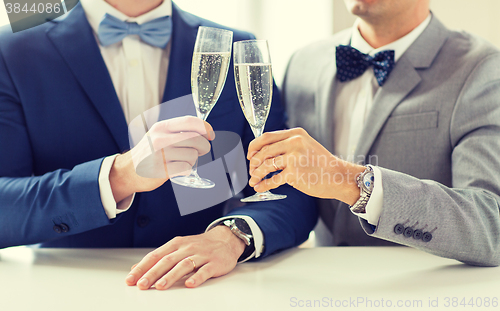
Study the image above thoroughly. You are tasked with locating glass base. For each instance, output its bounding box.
[170,174,215,189]
[241,191,287,202]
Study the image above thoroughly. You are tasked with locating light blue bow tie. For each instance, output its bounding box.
[98,13,172,48]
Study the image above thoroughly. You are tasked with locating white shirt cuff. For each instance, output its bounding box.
[350,165,384,226]
[98,154,135,219]
[206,215,264,263]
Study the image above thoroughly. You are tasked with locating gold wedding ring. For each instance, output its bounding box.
[272,157,280,171]
[186,257,196,271]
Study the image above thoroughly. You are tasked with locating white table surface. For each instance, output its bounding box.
[1,247,499,311]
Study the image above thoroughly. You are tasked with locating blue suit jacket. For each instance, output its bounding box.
[0,3,317,255]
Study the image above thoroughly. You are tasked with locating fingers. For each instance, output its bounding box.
[151,132,211,156]
[185,263,214,288]
[254,170,289,192]
[138,254,193,290]
[247,128,305,159]
[166,161,193,178]
[249,140,289,174]
[152,116,215,141]
[249,155,286,187]
[125,243,176,288]
[155,257,204,290]
[130,117,213,180]
[126,229,241,291]
[161,146,207,178]
[162,147,199,167]
[170,135,211,156]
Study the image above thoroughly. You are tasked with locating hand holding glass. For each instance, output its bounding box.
[170,26,233,189]
[233,40,287,202]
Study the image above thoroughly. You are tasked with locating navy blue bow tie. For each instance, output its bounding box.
[98,13,172,48]
[336,45,395,86]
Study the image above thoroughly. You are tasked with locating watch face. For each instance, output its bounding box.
[362,172,375,192]
[233,218,252,235]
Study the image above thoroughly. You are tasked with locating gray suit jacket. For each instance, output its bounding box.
[283,15,500,266]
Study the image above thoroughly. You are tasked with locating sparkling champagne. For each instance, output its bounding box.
[234,63,273,137]
[191,52,231,120]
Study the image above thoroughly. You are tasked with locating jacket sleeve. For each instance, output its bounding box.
[0,46,111,249]
[360,54,500,267]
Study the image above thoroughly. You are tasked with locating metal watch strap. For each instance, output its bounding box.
[219,219,255,262]
[350,166,374,214]
[222,219,253,246]
[350,194,371,213]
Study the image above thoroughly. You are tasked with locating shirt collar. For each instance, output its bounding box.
[80,0,173,34]
[350,13,431,62]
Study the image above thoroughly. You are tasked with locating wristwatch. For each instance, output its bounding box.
[219,218,255,262]
[350,165,375,214]
[220,219,253,246]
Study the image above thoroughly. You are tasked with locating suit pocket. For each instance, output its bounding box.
[383,111,439,133]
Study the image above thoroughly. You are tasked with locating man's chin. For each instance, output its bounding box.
[344,0,378,16]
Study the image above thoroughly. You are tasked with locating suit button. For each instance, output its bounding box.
[53,225,62,234]
[60,223,70,233]
[403,227,414,238]
[422,232,433,242]
[413,229,423,240]
[137,215,150,228]
[394,224,404,235]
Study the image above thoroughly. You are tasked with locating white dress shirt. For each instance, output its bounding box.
[334,14,431,225]
[81,0,263,260]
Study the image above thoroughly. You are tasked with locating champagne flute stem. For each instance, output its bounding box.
[252,125,264,140]
[185,114,209,179]
[190,158,200,177]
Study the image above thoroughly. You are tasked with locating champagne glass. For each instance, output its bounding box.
[170,26,233,189]
[234,40,287,202]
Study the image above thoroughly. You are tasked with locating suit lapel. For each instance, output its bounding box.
[47,4,129,152]
[354,15,450,160]
[316,31,352,152]
[316,56,337,152]
[161,3,199,103]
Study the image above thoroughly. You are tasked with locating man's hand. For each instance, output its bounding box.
[125,226,246,290]
[110,116,215,202]
[247,128,364,205]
